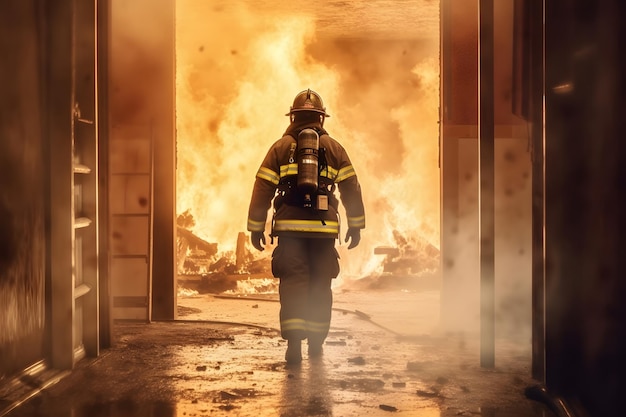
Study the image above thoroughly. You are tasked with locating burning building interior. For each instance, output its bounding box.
[172,1,445,307]
[173,1,442,298]
[176,211,440,296]
[0,1,624,416]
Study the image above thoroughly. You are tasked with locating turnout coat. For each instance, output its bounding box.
[247,121,365,240]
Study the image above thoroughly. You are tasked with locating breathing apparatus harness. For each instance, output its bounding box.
[268,90,344,242]
[270,128,337,242]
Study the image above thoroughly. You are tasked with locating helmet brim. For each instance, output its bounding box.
[285,108,330,117]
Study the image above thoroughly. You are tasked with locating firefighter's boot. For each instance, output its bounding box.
[307,338,324,358]
[285,339,302,364]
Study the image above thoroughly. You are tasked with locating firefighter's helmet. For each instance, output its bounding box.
[286,89,330,117]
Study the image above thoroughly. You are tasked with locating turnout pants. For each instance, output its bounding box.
[271,236,340,343]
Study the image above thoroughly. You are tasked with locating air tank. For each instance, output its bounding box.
[297,128,319,205]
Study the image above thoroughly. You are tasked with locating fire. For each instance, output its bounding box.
[175,1,440,283]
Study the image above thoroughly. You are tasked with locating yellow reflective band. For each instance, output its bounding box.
[277,164,341,181]
[273,220,339,234]
[281,318,307,332]
[320,166,338,180]
[347,215,365,229]
[247,218,266,232]
[336,165,356,182]
[279,163,298,178]
[306,321,330,333]
[257,166,280,185]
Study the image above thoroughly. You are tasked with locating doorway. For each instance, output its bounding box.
[174,1,443,335]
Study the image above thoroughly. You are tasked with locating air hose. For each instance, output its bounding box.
[211,294,421,340]
[155,318,280,335]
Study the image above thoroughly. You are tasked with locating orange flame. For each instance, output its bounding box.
[176,1,440,281]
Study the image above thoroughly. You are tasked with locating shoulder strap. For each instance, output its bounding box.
[288,141,296,163]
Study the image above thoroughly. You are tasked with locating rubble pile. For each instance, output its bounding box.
[177,226,272,294]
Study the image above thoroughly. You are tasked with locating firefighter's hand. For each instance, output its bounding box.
[344,228,361,249]
[251,231,266,251]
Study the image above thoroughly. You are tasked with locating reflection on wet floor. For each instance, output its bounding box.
[3,294,555,417]
[75,400,176,417]
[56,399,551,417]
[279,359,334,416]
[45,358,554,417]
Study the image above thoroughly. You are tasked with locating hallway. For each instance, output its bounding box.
[3,292,552,417]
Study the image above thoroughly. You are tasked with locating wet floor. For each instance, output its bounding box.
[3,288,555,417]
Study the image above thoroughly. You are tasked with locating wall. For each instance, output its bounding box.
[450,0,626,415]
[440,0,531,340]
[108,0,177,320]
[1,0,106,382]
[0,0,47,378]
[543,1,625,415]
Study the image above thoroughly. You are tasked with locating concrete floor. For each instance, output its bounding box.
[2,289,556,417]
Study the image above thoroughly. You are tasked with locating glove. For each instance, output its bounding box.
[251,231,266,251]
[344,228,361,249]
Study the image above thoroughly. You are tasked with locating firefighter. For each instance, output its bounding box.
[247,89,366,364]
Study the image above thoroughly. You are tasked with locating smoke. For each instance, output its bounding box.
[176,1,441,281]
[110,0,175,124]
[174,1,535,347]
